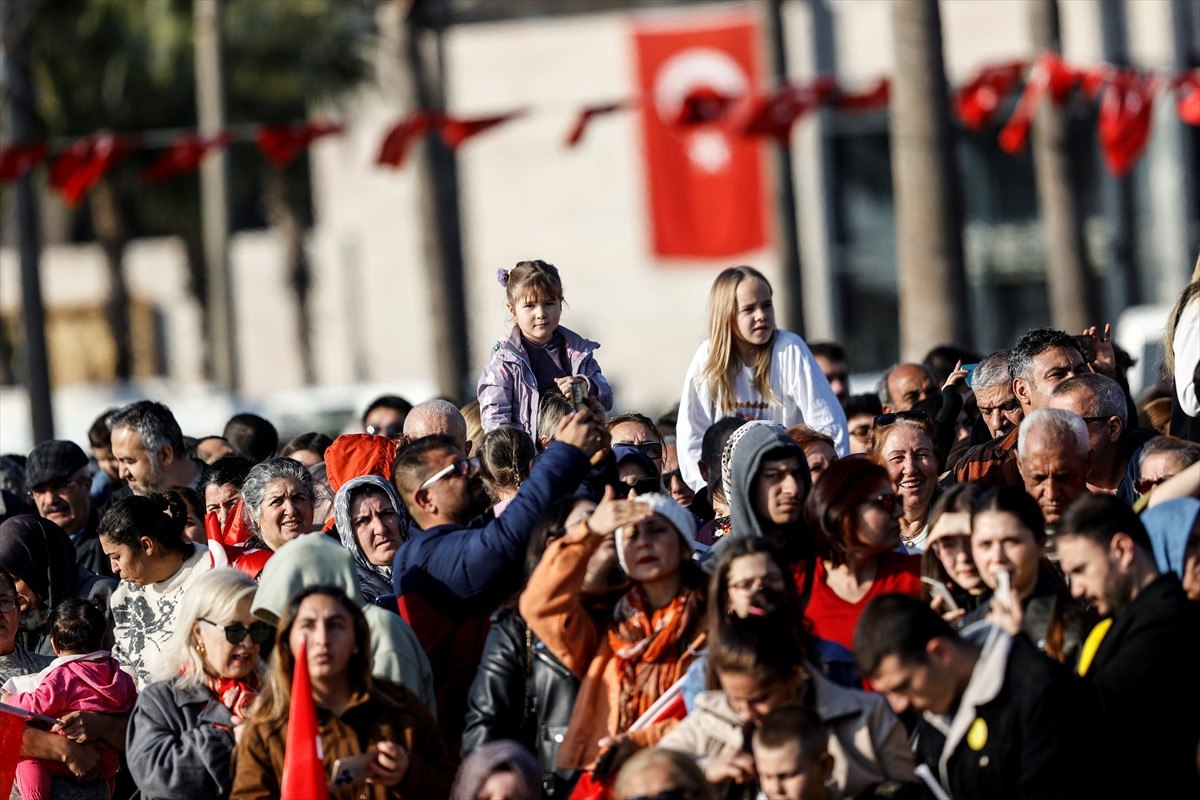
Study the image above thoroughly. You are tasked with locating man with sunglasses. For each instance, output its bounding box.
[390,409,605,749]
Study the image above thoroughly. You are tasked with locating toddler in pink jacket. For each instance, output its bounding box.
[1,598,136,800]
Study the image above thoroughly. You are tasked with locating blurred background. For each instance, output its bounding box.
[1,0,1197,451]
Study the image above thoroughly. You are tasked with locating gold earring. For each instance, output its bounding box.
[196,641,206,655]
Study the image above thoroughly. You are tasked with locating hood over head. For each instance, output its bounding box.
[333,475,409,583]
[726,422,805,544]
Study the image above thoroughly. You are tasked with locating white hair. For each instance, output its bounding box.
[1018,408,1088,459]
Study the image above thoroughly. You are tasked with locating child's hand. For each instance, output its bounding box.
[555,376,578,397]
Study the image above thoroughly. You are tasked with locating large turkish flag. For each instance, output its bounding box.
[634,13,767,258]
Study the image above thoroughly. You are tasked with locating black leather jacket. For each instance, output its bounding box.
[461,606,580,797]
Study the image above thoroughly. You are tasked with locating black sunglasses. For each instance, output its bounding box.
[200,618,275,645]
[621,441,664,460]
[613,476,662,498]
[875,410,931,426]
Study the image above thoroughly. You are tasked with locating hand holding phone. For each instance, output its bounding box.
[1074,334,1096,363]
[570,377,590,413]
[921,576,960,612]
[329,753,375,788]
[994,568,1012,610]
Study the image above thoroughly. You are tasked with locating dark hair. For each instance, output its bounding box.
[524,495,594,581]
[708,615,804,687]
[280,432,334,462]
[50,597,107,653]
[843,393,882,419]
[854,593,958,677]
[804,458,891,566]
[223,414,279,463]
[922,482,989,594]
[361,395,413,428]
[88,408,119,450]
[200,455,254,495]
[0,567,15,595]
[1058,494,1153,555]
[98,493,191,556]
[754,704,829,760]
[701,417,748,498]
[1009,328,1083,382]
[391,434,459,504]
[108,400,186,456]
[972,486,1046,544]
[165,487,203,525]
[1138,435,1200,470]
[656,404,681,441]
[607,413,664,447]
[923,344,982,386]
[808,341,846,363]
[479,426,537,499]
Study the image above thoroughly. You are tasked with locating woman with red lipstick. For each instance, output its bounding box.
[232,586,455,799]
[799,459,921,688]
[519,491,706,777]
[869,412,940,552]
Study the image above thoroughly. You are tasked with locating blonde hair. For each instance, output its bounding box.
[502,260,564,307]
[1163,253,1200,376]
[154,568,259,686]
[698,266,777,415]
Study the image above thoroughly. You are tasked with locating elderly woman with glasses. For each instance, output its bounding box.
[127,568,271,800]
[868,411,941,552]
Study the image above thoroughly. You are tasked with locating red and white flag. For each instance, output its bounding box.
[0,706,27,799]
[281,637,328,800]
[633,12,767,258]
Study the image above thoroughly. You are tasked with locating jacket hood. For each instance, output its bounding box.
[333,475,408,583]
[323,434,398,493]
[252,533,366,625]
[726,422,802,542]
[1142,498,1200,578]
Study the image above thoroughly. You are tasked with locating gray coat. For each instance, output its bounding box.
[126,678,237,800]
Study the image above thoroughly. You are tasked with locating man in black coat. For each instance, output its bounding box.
[1058,495,1200,798]
[855,594,1085,800]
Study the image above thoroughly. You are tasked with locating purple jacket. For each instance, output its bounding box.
[477,325,613,442]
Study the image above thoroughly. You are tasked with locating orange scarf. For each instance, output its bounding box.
[606,585,703,731]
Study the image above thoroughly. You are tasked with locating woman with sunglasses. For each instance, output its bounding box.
[128,568,270,800]
[800,459,921,688]
[868,411,941,552]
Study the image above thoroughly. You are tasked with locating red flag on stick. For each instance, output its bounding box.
[1098,70,1157,177]
[256,121,344,168]
[281,637,327,800]
[0,143,48,182]
[0,708,26,799]
[142,132,232,182]
[439,111,523,149]
[377,113,433,168]
[48,132,134,206]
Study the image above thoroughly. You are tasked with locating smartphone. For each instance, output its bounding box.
[1074,334,1096,362]
[329,753,375,788]
[994,568,1011,610]
[962,363,978,389]
[921,576,960,612]
[570,378,590,413]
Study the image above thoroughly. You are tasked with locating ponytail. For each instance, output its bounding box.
[99,493,191,556]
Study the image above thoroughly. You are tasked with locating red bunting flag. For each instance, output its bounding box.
[0,143,48,182]
[564,101,627,147]
[0,708,25,799]
[955,60,1027,130]
[634,12,766,258]
[439,111,523,149]
[998,52,1083,153]
[256,121,344,168]
[1098,70,1157,177]
[1176,71,1200,126]
[831,77,891,112]
[741,77,838,140]
[48,132,135,206]
[377,112,433,168]
[280,637,328,800]
[142,132,233,182]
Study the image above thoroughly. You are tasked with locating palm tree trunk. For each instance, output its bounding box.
[889,0,971,360]
[263,170,316,385]
[1030,0,1093,332]
[88,175,133,382]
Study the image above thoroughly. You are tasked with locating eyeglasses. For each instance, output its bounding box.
[30,477,86,496]
[618,441,663,461]
[199,618,276,645]
[1080,415,1112,425]
[1134,476,1170,495]
[420,458,480,490]
[365,423,405,439]
[864,493,899,515]
[0,595,18,614]
[849,424,872,441]
[613,476,662,498]
[875,410,930,427]
[728,574,786,594]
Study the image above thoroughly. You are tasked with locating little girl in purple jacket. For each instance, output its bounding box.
[477,260,613,443]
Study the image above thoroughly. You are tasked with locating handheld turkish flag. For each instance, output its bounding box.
[634,13,766,258]
[281,637,328,800]
[0,707,26,799]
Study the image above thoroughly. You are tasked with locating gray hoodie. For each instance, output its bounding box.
[251,533,437,716]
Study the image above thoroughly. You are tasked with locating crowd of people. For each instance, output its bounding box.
[0,258,1198,800]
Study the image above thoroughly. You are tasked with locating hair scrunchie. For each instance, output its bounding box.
[496,268,509,287]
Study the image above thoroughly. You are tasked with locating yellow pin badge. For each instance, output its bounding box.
[967,717,988,751]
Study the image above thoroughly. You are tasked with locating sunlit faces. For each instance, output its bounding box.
[974,383,1022,439]
[800,441,837,486]
[289,593,357,683]
[0,586,18,653]
[853,480,903,552]
[99,536,153,585]
[420,447,479,523]
[1136,451,1190,496]
[111,426,167,496]
[1057,535,1133,617]
[255,477,314,551]
[718,669,801,726]
[752,456,806,528]
[508,292,562,346]
[885,365,938,416]
[846,414,874,456]
[288,449,324,469]
[813,354,849,405]
[611,421,665,475]
[868,650,958,716]
[725,552,786,618]
[364,406,406,439]
[1018,433,1088,525]
[93,445,121,481]
[732,278,776,349]
[195,437,236,464]
[350,490,402,567]
[970,510,1042,598]
[31,470,91,534]
[620,514,684,584]
[879,426,938,519]
[1018,347,1085,409]
[193,597,261,680]
[205,482,242,529]
[929,512,983,592]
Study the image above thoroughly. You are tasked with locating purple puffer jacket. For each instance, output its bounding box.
[477,325,613,442]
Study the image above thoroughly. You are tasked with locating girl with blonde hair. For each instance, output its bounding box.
[676,266,848,493]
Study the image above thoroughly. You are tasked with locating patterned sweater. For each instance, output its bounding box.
[110,543,210,688]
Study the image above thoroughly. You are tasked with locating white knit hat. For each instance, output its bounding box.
[615,493,697,574]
